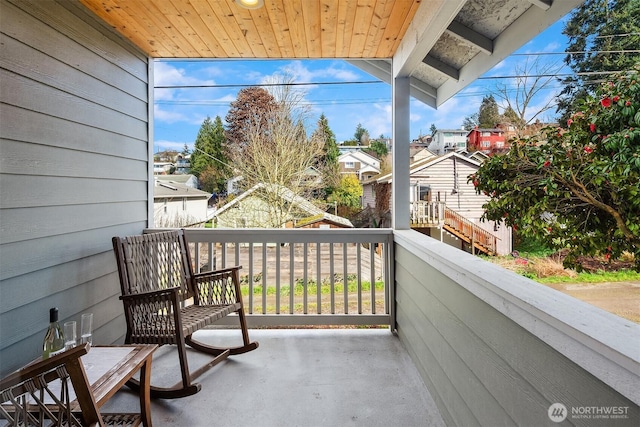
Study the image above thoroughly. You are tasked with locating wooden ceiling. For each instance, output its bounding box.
[79,0,422,59]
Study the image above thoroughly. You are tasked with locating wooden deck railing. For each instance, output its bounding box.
[409,201,498,255]
[443,208,497,255]
[158,228,395,327]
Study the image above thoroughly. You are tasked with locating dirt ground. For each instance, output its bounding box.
[541,281,640,323]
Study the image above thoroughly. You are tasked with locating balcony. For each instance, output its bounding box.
[102,328,446,426]
[101,228,638,425]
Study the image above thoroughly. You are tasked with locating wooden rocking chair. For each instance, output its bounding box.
[112,230,258,399]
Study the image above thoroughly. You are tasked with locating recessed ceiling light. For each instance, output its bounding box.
[235,0,264,10]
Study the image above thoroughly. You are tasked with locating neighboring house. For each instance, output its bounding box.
[364,152,512,255]
[467,127,508,155]
[175,154,190,174]
[153,162,173,175]
[226,176,244,196]
[338,150,381,181]
[466,150,490,163]
[154,174,198,189]
[411,148,436,163]
[213,183,353,229]
[427,129,469,155]
[153,180,211,227]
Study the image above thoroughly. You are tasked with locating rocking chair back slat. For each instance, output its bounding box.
[121,230,194,301]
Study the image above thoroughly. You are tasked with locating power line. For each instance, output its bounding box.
[477,70,625,80]
[155,80,384,89]
[511,50,640,56]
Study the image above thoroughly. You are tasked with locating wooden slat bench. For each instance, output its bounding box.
[112,229,258,399]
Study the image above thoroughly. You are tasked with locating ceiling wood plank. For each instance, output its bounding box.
[79,0,162,56]
[362,0,394,58]
[264,0,293,57]
[159,0,212,56]
[229,4,270,57]
[282,1,308,57]
[336,0,357,58]
[320,0,338,58]
[376,0,413,58]
[301,0,322,57]
[167,0,219,57]
[123,0,191,57]
[212,0,256,57]
[348,0,375,58]
[189,0,240,57]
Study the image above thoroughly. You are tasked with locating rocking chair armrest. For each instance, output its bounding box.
[193,266,243,305]
[193,265,242,279]
[119,287,181,303]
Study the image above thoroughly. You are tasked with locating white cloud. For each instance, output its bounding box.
[154,105,188,124]
[154,139,191,151]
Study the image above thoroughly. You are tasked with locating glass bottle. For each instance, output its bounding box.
[42,307,65,359]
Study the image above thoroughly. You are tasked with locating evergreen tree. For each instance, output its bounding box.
[558,0,640,121]
[353,123,369,145]
[190,116,229,194]
[311,114,340,195]
[477,95,500,128]
[429,123,437,136]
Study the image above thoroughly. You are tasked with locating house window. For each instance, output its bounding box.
[496,141,504,148]
[482,132,491,137]
[345,161,355,169]
[481,141,491,148]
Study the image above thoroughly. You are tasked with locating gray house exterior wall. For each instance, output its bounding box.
[0,0,151,375]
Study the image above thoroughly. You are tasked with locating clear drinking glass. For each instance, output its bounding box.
[63,321,77,350]
[80,313,93,347]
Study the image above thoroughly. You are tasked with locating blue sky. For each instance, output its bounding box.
[153,15,572,153]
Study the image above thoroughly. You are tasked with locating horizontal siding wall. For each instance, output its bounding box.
[0,0,150,375]
[393,230,639,426]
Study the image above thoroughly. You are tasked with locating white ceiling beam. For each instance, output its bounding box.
[436,0,585,107]
[529,0,552,10]
[347,59,437,108]
[392,0,467,78]
[409,77,437,108]
[347,59,391,83]
[423,55,459,81]
[445,21,493,56]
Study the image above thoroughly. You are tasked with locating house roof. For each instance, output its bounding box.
[78,0,582,108]
[153,181,211,199]
[338,150,380,167]
[214,183,353,227]
[154,174,197,185]
[374,151,481,184]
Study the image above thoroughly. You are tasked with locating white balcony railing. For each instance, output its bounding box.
[166,228,394,327]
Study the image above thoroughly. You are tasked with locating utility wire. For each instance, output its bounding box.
[155,80,383,89]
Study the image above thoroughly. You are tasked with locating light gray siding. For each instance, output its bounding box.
[0,0,150,375]
[394,230,639,426]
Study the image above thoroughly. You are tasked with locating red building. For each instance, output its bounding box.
[466,127,508,155]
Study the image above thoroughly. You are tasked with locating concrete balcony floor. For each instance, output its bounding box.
[103,329,445,427]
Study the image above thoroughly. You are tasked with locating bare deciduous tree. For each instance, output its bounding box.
[492,57,562,134]
[230,75,325,227]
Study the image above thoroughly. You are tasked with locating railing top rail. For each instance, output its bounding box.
[149,228,394,244]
